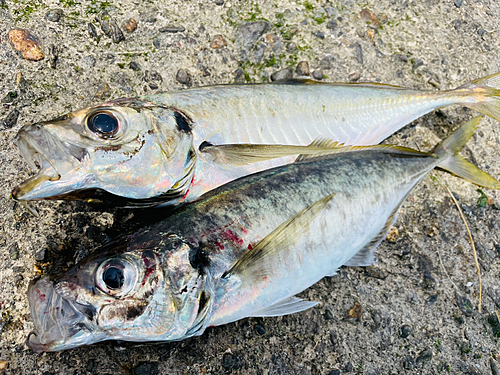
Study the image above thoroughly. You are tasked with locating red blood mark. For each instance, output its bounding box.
[214,240,225,250]
[241,227,248,235]
[247,244,253,250]
[36,289,46,301]
[141,252,156,287]
[224,229,243,246]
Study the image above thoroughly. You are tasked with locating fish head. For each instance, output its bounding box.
[27,234,212,352]
[13,99,196,203]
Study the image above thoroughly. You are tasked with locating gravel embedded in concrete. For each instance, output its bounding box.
[0,1,499,374]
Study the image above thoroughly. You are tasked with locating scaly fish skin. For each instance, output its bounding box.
[12,74,500,204]
[27,117,499,351]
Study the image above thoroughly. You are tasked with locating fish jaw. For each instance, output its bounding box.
[27,277,105,352]
[12,124,91,200]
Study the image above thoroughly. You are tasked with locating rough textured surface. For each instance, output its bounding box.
[0,0,499,374]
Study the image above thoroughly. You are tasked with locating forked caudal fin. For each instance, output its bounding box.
[458,71,500,122]
[434,116,500,190]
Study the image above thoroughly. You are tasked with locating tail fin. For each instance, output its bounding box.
[434,116,500,189]
[458,72,500,121]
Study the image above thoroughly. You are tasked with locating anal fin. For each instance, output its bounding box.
[345,206,400,267]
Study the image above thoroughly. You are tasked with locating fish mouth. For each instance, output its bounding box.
[12,124,88,200]
[27,277,100,352]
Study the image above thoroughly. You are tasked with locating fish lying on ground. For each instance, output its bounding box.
[27,116,499,351]
[12,72,500,206]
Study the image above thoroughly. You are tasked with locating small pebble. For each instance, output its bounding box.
[48,45,57,69]
[315,32,325,39]
[0,361,8,371]
[364,266,387,280]
[295,61,311,76]
[399,324,412,338]
[328,370,340,375]
[287,42,297,52]
[8,243,19,260]
[360,9,379,28]
[153,37,161,49]
[327,20,338,30]
[352,42,363,64]
[112,25,125,44]
[345,301,362,320]
[176,69,191,85]
[1,92,17,103]
[270,67,293,81]
[35,248,46,262]
[411,58,424,70]
[416,348,433,363]
[222,353,236,369]
[148,82,158,90]
[144,70,162,82]
[134,362,159,375]
[312,69,323,80]
[3,109,19,129]
[45,9,63,22]
[129,61,140,71]
[454,0,463,7]
[88,23,99,40]
[348,72,360,81]
[8,29,45,61]
[254,324,266,335]
[210,35,227,49]
[213,0,224,5]
[234,68,246,83]
[159,26,185,33]
[403,356,415,370]
[324,309,334,320]
[237,21,269,50]
[124,18,138,33]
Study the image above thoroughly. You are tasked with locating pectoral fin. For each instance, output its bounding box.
[199,140,346,167]
[249,297,318,317]
[222,194,336,279]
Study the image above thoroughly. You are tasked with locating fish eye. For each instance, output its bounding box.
[96,258,138,297]
[103,267,124,289]
[87,111,119,138]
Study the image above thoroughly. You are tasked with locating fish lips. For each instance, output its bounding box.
[12,123,90,200]
[27,277,101,352]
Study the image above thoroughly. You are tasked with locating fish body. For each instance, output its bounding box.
[12,73,500,205]
[27,117,499,351]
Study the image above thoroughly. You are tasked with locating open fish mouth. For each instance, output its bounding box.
[27,277,99,352]
[12,124,87,200]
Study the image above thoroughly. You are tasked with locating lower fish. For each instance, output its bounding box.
[12,72,500,206]
[27,117,498,351]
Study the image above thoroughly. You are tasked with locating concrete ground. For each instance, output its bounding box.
[0,0,500,374]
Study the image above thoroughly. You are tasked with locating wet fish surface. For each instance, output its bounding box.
[27,117,499,351]
[12,73,500,206]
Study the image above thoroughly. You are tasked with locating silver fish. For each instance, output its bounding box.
[12,73,500,206]
[27,117,499,351]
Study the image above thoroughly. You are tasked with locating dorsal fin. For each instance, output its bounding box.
[295,138,428,162]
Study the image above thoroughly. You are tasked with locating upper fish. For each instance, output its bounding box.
[12,73,500,206]
[27,116,499,351]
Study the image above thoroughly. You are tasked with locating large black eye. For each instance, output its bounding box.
[103,267,124,289]
[88,112,118,138]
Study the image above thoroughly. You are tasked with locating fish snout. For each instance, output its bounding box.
[27,277,94,352]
